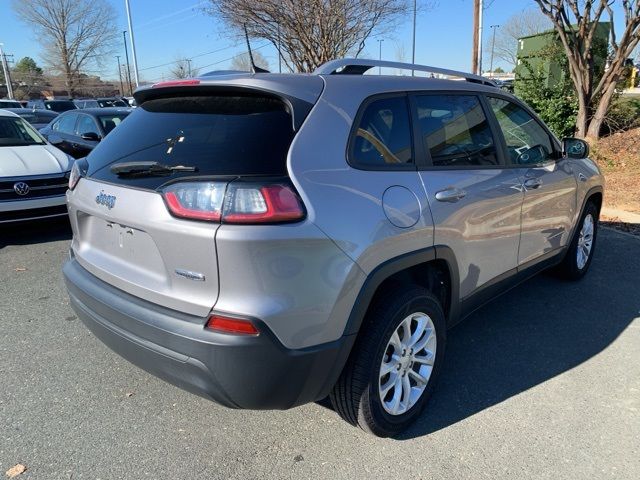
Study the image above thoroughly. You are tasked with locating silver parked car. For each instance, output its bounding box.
[62,59,603,437]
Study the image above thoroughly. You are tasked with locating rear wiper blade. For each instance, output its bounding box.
[110,161,198,177]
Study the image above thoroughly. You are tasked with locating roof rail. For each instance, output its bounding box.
[313,58,496,87]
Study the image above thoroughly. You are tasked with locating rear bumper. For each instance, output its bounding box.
[63,258,355,409]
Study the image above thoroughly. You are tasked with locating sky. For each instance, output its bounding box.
[0,0,632,83]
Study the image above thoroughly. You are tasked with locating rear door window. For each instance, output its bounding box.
[55,113,79,134]
[414,94,500,168]
[76,115,99,136]
[350,96,413,169]
[87,94,296,190]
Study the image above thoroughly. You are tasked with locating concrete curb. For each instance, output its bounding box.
[601,207,640,224]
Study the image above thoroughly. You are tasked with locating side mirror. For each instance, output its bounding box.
[81,132,101,142]
[562,138,589,159]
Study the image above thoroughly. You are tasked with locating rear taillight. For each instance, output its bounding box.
[161,180,305,224]
[68,158,88,190]
[205,315,259,335]
[162,182,225,221]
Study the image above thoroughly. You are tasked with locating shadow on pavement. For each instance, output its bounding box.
[317,230,638,440]
[398,229,638,440]
[0,218,72,249]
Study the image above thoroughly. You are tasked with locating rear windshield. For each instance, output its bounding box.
[45,101,77,112]
[0,101,22,108]
[88,94,295,189]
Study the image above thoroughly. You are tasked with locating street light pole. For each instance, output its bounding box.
[124,0,140,87]
[116,55,124,95]
[489,24,499,78]
[0,44,14,100]
[411,0,417,76]
[277,23,282,73]
[122,31,133,95]
[378,39,384,75]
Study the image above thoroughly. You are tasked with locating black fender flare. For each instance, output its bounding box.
[342,245,461,336]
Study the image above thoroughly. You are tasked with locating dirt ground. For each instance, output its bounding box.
[592,127,640,214]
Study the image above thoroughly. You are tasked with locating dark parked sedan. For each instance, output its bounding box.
[26,99,78,113]
[40,108,130,158]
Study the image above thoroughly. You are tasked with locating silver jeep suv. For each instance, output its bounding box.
[63,59,603,437]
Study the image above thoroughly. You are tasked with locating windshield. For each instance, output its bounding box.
[0,101,22,108]
[97,113,129,135]
[0,116,47,146]
[45,101,77,112]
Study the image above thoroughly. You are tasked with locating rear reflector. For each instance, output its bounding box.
[206,315,259,335]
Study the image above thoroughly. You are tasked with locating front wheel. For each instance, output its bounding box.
[558,201,599,280]
[330,285,446,437]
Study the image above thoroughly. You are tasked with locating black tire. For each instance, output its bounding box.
[330,285,446,437]
[558,201,599,280]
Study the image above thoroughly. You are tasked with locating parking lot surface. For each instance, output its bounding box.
[1,222,638,479]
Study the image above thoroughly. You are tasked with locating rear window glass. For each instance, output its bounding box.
[415,95,499,167]
[88,94,295,188]
[350,96,413,169]
[45,101,77,112]
[97,114,129,134]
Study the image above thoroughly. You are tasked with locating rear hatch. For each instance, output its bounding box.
[68,78,322,317]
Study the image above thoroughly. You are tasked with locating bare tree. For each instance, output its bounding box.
[12,0,118,97]
[534,0,640,139]
[230,51,270,71]
[169,57,201,79]
[486,9,551,67]
[204,0,413,72]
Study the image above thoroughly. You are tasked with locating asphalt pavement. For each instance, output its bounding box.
[1,220,638,479]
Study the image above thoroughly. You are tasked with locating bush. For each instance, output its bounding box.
[603,98,640,134]
[514,44,578,138]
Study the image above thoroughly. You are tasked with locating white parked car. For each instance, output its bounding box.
[0,109,73,223]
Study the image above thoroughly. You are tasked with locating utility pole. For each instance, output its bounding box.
[471,0,480,74]
[411,0,417,76]
[124,0,140,87]
[122,31,133,95]
[477,0,483,75]
[186,58,192,77]
[378,39,384,75]
[0,44,14,99]
[116,56,124,95]
[489,25,499,78]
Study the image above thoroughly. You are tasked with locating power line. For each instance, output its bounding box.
[135,1,207,29]
[198,43,270,71]
[138,42,243,72]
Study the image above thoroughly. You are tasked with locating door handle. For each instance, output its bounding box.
[523,178,543,189]
[435,188,467,203]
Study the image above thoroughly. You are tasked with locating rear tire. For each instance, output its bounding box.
[558,201,599,280]
[330,285,446,437]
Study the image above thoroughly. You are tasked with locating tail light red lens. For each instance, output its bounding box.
[161,180,305,224]
[223,183,305,223]
[206,315,259,335]
[162,181,225,221]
